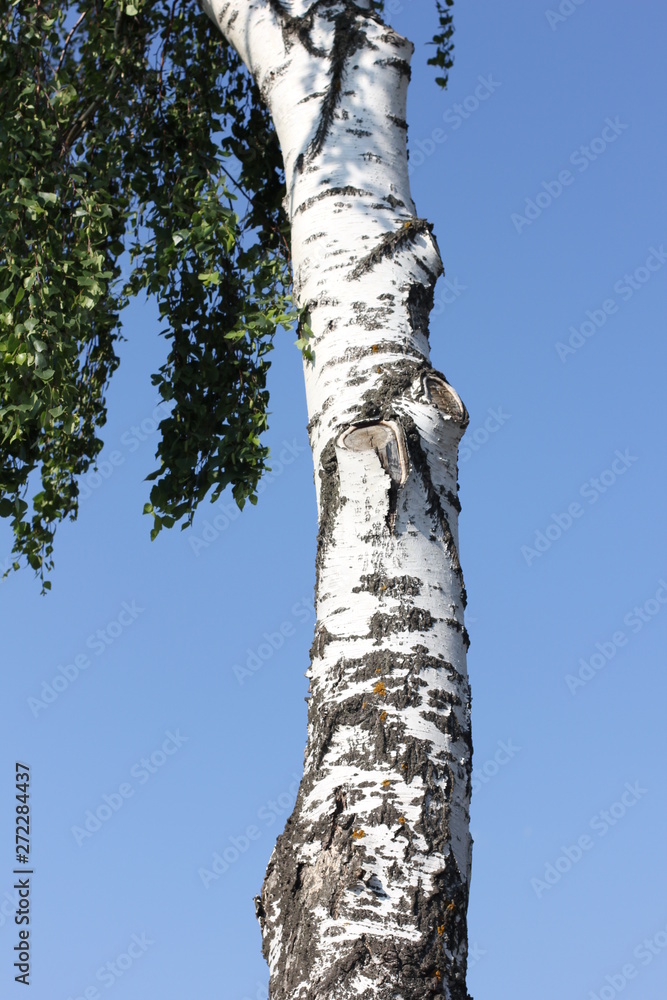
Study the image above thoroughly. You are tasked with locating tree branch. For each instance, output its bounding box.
[55,10,87,76]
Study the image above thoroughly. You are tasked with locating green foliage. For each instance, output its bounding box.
[427,0,455,90]
[293,305,315,363]
[0,0,289,586]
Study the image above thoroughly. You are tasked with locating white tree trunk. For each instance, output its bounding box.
[202,3,473,997]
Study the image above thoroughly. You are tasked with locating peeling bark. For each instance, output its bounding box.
[201,2,473,996]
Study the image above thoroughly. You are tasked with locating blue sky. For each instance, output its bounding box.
[1,2,666,998]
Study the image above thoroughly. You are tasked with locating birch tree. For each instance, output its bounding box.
[1,2,472,997]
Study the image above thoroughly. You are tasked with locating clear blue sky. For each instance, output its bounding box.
[2,2,666,998]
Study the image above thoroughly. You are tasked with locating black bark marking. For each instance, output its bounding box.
[303,229,327,244]
[294,184,373,216]
[314,438,340,594]
[324,784,348,849]
[422,707,466,743]
[352,573,422,597]
[316,345,426,377]
[388,113,408,129]
[347,218,436,281]
[369,607,436,642]
[357,359,429,422]
[408,281,435,339]
[305,10,367,166]
[310,622,335,659]
[375,55,411,78]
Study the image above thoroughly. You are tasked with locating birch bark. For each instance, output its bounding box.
[201,3,473,997]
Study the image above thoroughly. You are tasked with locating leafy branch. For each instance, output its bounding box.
[0,0,288,588]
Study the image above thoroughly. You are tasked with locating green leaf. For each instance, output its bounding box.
[197,271,221,286]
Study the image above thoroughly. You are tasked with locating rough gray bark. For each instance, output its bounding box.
[202,2,473,997]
